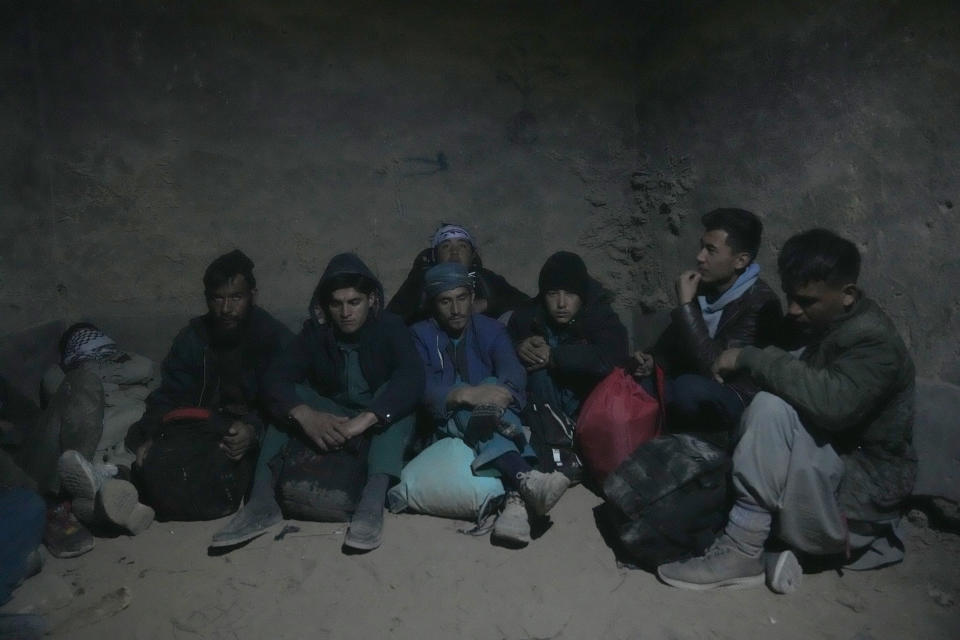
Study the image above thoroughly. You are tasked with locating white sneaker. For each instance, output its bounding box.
[58,450,115,523]
[491,492,531,547]
[517,470,570,516]
[99,479,154,535]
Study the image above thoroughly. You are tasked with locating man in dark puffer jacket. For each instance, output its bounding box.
[508,251,629,419]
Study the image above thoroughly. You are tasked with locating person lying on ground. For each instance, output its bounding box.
[125,249,292,522]
[410,262,569,547]
[387,222,530,325]
[43,323,157,467]
[658,228,916,594]
[214,253,424,552]
[636,208,782,449]
[1,369,100,558]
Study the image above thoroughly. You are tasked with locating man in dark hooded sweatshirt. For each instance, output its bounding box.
[508,251,630,420]
[215,253,424,552]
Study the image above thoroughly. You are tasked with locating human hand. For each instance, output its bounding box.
[452,384,514,409]
[676,270,703,305]
[220,421,256,461]
[517,336,551,370]
[631,351,655,378]
[712,348,743,382]
[290,405,348,452]
[335,412,378,440]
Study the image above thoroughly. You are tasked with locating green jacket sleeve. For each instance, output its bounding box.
[738,329,903,432]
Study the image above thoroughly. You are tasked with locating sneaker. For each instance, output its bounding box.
[517,470,570,516]
[657,535,764,590]
[57,450,116,523]
[209,500,283,548]
[765,549,803,594]
[344,507,384,551]
[491,492,531,547]
[44,502,94,558]
[98,479,154,535]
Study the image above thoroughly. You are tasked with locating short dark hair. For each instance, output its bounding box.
[58,322,98,360]
[317,273,378,307]
[203,250,256,296]
[701,208,763,261]
[777,228,861,294]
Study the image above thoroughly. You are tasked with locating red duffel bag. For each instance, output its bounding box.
[575,365,665,485]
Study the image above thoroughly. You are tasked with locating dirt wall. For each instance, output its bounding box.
[1,0,957,379]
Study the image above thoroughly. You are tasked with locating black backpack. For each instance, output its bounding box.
[138,411,254,521]
[523,399,584,485]
[599,433,731,570]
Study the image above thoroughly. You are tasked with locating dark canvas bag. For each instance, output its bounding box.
[600,433,731,570]
[273,433,370,522]
[138,408,254,521]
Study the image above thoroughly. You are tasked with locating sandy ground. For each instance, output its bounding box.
[3,485,959,640]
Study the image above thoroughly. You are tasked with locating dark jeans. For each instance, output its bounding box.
[527,368,581,418]
[0,488,45,604]
[642,374,744,450]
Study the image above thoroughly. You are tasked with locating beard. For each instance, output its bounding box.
[210,318,245,348]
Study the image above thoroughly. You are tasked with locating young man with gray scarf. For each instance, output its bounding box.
[636,208,782,450]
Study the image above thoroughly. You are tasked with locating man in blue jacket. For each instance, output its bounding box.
[411,262,569,546]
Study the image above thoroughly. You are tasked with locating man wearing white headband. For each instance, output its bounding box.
[387,222,530,325]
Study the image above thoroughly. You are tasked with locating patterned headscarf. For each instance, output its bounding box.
[423,262,474,300]
[431,224,475,249]
[62,326,119,367]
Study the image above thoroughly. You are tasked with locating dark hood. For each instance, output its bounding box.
[308,253,385,324]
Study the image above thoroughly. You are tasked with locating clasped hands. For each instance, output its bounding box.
[290,404,378,452]
[446,383,513,410]
[516,336,551,372]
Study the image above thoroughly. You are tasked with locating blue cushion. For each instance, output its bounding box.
[387,438,504,521]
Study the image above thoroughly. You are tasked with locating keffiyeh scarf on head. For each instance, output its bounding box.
[431,224,475,249]
[63,327,119,367]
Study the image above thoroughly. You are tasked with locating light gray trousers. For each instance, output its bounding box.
[732,391,848,555]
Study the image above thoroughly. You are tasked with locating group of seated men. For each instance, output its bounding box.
[1,208,916,610]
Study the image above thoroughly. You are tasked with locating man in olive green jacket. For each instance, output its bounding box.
[658,228,916,593]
